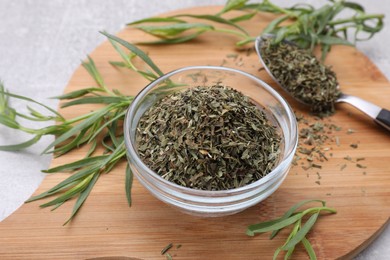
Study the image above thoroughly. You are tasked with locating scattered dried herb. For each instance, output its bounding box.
[161,242,181,259]
[293,113,373,185]
[344,155,353,162]
[247,199,336,260]
[356,164,367,169]
[315,172,322,186]
[260,38,341,115]
[136,85,281,190]
[312,164,322,169]
[295,114,339,171]
[350,143,358,149]
[161,243,173,255]
[293,111,370,186]
[335,136,340,146]
[226,53,238,60]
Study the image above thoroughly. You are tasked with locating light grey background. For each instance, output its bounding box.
[0,0,388,259]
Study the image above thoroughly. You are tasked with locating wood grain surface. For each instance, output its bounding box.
[1,6,389,260]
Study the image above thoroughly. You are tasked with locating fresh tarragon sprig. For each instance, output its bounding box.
[246,199,337,260]
[128,0,384,60]
[0,32,163,224]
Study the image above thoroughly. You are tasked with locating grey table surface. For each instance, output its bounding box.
[0,0,388,259]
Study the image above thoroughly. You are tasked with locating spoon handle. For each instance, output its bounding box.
[376,109,390,131]
[337,94,390,131]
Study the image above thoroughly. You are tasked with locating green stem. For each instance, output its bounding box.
[18,126,41,135]
[265,0,297,17]
[328,14,384,26]
[236,37,256,46]
[63,102,126,125]
[62,113,95,125]
[213,28,255,46]
[214,27,248,38]
[302,206,337,216]
[102,86,116,97]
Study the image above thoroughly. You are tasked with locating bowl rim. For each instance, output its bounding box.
[124,65,298,196]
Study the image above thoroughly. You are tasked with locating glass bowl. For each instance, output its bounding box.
[124,66,298,217]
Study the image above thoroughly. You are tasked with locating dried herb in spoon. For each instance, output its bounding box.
[260,38,341,116]
[136,85,281,190]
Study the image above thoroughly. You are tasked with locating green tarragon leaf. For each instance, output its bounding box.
[0,135,41,151]
[218,0,250,15]
[172,14,248,35]
[60,96,129,108]
[127,17,186,26]
[52,88,105,100]
[63,172,100,225]
[135,23,214,38]
[101,31,164,77]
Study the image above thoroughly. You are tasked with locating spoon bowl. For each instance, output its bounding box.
[255,34,390,131]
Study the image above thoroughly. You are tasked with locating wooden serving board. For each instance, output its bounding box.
[1,6,389,259]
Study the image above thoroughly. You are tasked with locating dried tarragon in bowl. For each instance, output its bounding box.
[136,85,281,191]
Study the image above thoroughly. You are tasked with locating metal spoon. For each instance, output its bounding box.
[255,34,390,132]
